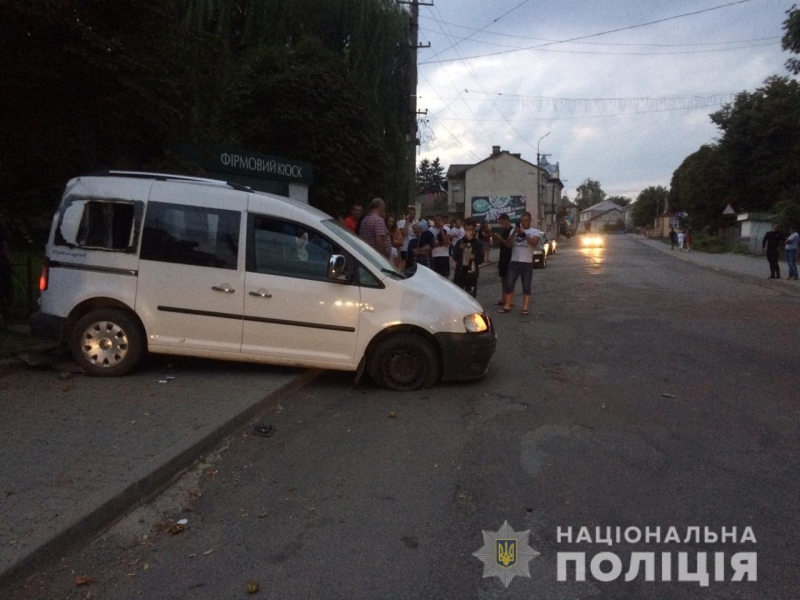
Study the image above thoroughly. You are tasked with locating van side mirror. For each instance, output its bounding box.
[328,254,352,282]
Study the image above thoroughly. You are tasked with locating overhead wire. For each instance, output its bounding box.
[420,0,756,64]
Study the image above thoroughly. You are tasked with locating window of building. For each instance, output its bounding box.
[140,201,240,269]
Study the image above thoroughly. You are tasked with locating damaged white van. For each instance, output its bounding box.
[31,172,496,390]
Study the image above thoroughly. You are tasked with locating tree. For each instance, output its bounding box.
[669,145,729,232]
[631,186,669,228]
[416,156,446,194]
[576,179,606,210]
[607,196,631,207]
[708,77,800,215]
[782,4,800,74]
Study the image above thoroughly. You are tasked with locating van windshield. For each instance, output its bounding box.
[321,219,406,280]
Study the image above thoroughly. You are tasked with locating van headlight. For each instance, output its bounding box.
[464,313,488,333]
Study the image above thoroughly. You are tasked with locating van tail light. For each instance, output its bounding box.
[39,257,49,292]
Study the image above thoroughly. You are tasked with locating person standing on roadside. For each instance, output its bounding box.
[786,225,799,280]
[492,213,514,305]
[669,227,678,250]
[429,214,452,278]
[479,222,493,263]
[343,203,362,233]
[762,224,785,279]
[498,212,541,316]
[413,220,435,268]
[677,229,686,251]
[359,198,389,257]
[397,207,417,267]
[453,217,484,297]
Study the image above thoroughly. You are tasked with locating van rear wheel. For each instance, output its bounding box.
[369,333,440,391]
[70,309,144,377]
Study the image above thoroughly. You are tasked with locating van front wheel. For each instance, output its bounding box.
[70,309,144,377]
[369,333,440,391]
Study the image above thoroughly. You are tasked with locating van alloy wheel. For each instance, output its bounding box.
[70,308,144,377]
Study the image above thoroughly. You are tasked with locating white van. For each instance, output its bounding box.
[31,172,496,390]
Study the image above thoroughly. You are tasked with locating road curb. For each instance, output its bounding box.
[628,235,800,297]
[0,368,322,590]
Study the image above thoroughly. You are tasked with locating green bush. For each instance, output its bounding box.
[690,234,731,253]
[731,243,752,255]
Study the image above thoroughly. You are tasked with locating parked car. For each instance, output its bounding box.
[533,242,547,268]
[31,172,496,390]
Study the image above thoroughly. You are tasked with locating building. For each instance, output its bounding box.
[560,197,579,233]
[179,145,314,203]
[578,200,624,232]
[446,146,547,225]
[654,213,681,237]
[737,212,774,253]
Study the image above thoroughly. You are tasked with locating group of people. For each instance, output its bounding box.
[762,223,799,280]
[668,227,691,251]
[342,200,543,315]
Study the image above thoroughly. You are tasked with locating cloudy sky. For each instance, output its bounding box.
[416,0,794,201]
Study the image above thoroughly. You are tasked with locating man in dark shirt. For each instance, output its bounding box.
[762,224,785,279]
[492,213,514,305]
[453,217,484,297]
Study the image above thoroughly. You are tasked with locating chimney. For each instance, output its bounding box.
[491,145,501,156]
[512,153,521,158]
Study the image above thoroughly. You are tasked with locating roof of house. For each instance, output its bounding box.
[560,197,577,208]
[584,208,623,221]
[446,164,471,178]
[447,151,544,180]
[579,200,624,214]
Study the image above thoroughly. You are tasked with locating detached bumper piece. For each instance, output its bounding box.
[435,320,497,382]
[30,310,65,342]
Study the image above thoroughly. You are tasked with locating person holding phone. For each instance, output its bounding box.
[452,217,484,297]
[498,212,540,316]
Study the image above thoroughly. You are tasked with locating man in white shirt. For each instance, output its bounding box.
[498,211,541,316]
[429,214,452,278]
[786,225,799,280]
[397,206,417,266]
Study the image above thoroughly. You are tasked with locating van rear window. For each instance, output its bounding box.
[56,198,140,251]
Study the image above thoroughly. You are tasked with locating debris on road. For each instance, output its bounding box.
[73,575,95,586]
[246,581,260,594]
[389,411,397,418]
[252,424,274,438]
[661,393,676,398]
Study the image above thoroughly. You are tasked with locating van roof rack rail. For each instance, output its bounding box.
[89,170,253,193]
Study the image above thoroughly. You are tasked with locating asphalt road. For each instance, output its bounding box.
[7,236,800,599]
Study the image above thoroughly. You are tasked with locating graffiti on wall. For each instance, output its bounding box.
[471,196,527,223]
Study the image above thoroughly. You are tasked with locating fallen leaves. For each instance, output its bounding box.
[73,575,94,586]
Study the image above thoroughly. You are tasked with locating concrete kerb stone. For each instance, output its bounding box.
[0,368,322,590]
[628,235,800,297]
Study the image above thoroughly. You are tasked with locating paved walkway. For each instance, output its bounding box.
[629,234,800,289]
[0,354,312,585]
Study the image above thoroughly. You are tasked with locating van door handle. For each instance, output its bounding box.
[249,290,272,298]
[212,285,235,293]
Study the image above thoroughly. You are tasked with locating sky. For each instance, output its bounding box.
[415,0,795,201]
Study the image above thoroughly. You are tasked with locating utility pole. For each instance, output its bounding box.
[400,0,432,210]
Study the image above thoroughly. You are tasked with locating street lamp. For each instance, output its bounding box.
[537,132,550,234]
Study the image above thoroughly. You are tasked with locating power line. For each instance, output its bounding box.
[425,0,532,62]
[419,27,780,53]
[419,17,779,48]
[420,0,756,65]
[427,114,483,161]
[429,6,541,153]
[435,102,728,122]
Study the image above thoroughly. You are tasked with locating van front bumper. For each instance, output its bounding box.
[30,311,65,342]
[435,323,497,382]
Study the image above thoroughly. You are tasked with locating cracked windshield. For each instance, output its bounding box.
[2,0,798,598]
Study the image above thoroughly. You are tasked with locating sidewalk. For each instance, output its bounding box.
[629,234,800,291]
[0,353,315,587]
